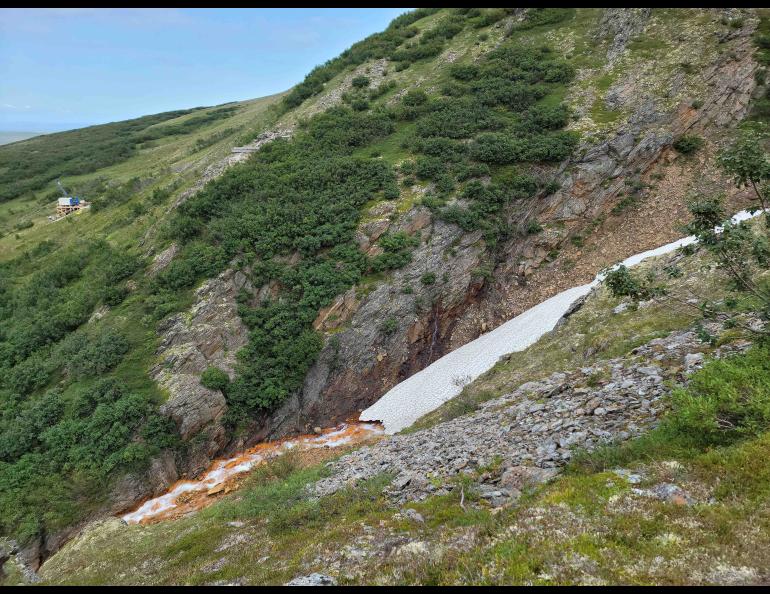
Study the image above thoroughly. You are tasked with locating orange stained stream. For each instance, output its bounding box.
[120,421,384,524]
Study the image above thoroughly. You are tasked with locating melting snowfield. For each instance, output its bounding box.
[360,210,762,434]
[121,422,383,524]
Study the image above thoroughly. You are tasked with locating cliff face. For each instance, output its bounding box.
[138,8,759,492]
[270,7,756,435]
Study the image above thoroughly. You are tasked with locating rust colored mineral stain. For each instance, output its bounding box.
[121,421,383,525]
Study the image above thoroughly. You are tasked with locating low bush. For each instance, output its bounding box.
[673,135,704,155]
[201,366,231,392]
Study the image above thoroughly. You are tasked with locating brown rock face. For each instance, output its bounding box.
[153,268,252,444]
[313,288,359,332]
[255,8,759,441]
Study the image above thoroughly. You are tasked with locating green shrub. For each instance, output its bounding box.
[63,328,130,379]
[603,265,658,301]
[351,75,370,88]
[527,220,543,234]
[666,346,770,447]
[421,272,436,285]
[380,316,399,334]
[402,89,429,107]
[470,133,520,164]
[370,232,419,273]
[201,366,230,392]
[450,64,479,81]
[673,135,704,154]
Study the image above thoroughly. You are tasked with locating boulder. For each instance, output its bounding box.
[286,573,337,586]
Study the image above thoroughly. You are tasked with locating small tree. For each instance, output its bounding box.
[603,265,661,301]
[717,129,770,227]
[673,134,704,155]
[683,194,770,336]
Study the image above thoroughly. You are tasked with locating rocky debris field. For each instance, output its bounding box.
[314,321,752,506]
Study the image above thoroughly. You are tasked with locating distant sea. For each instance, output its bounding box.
[0,131,44,146]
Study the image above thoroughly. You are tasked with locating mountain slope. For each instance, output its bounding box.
[28,216,770,586]
[0,7,767,574]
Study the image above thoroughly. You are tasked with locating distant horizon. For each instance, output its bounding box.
[0,122,91,134]
[0,8,410,133]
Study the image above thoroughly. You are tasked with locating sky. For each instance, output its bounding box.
[0,8,409,132]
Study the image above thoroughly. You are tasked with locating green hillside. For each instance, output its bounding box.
[1,8,770,584]
[0,92,282,546]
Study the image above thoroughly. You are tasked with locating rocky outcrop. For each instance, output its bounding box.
[286,573,338,586]
[0,539,40,584]
[109,450,179,513]
[313,322,752,503]
[597,8,652,64]
[153,269,252,462]
[147,242,179,276]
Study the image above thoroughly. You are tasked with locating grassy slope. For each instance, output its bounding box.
[33,228,770,586]
[0,93,282,259]
[0,93,282,546]
[0,94,283,384]
[0,93,283,405]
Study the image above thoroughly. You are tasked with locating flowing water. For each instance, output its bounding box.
[121,422,383,524]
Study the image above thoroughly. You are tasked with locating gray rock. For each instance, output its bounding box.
[393,473,413,490]
[612,468,644,484]
[637,366,662,377]
[403,508,425,524]
[613,302,630,314]
[286,573,337,586]
[597,8,652,64]
[650,483,694,505]
[154,267,251,439]
[633,483,694,506]
[684,352,705,372]
[147,242,179,276]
